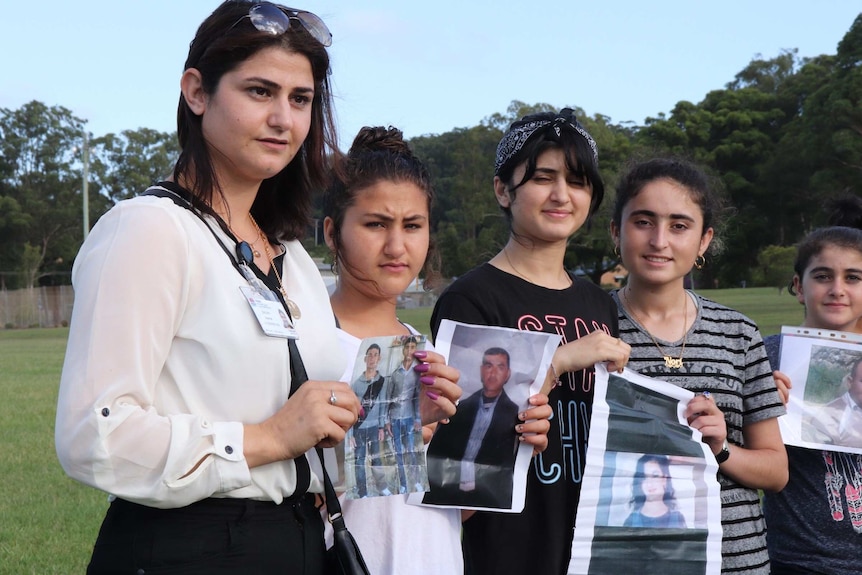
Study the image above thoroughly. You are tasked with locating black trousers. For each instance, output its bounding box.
[87,494,325,575]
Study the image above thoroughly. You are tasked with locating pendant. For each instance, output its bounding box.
[252,249,261,258]
[286,298,302,320]
[664,356,683,369]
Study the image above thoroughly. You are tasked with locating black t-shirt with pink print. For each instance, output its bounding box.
[431,263,619,575]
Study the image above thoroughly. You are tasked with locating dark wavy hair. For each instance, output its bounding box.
[174,0,339,241]
[323,126,441,290]
[629,454,678,512]
[613,157,728,256]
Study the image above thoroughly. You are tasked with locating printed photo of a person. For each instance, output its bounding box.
[423,346,519,509]
[387,335,427,494]
[803,356,862,448]
[349,343,392,498]
[624,454,687,529]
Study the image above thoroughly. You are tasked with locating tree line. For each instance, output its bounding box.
[2,14,859,291]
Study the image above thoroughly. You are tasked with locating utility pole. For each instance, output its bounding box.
[82,131,90,240]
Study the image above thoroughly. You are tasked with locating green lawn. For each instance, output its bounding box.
[0,328,106,574]
[0,287,803,572]
[698,286,804,337]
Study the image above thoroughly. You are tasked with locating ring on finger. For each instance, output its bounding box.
[329,390,338,405]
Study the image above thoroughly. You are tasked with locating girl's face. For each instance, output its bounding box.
[612,179,713,289]
[185,47,314,190]
[325,180,430,302]
[495,148,593,246]
[642,460,667,502]
[794,245,862,332]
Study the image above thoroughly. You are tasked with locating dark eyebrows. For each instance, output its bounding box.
[628,209,697,223]
[245,77,281,90]
[243,77,315,96]
[807,266,862,275]
[362,212,428,223]
[532,167,559,177]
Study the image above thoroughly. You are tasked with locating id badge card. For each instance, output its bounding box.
[239,285,299,339]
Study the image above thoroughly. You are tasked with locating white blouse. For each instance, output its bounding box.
[56,195,345,509]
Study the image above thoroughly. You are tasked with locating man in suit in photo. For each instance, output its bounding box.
[804,357,862,448]
[424,347,520,508]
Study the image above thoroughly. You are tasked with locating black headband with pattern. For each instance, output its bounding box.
[494,108,599,175]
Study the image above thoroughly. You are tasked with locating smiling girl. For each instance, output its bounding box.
[762,225,862,575]
[610,157,787,575]
[430,109,630,574]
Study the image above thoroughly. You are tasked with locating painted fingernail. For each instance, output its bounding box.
[413,351,427,359]
[359,407,365,418]
[518,412,527,421]
[420,376,435,386]
[425,391,439,401]
[413,363,430,373]
[517,424,524,433]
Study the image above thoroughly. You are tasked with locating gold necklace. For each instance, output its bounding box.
[249,215,302,320]
[622,286,688,369]
[503,246,572,287]
[230,215,262,258]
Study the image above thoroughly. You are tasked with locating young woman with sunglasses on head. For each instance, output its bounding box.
[430,109,630,575]
[610,158,788,575]
[55,3,359,573]
[762,225,862,575]
[322,126,551,574]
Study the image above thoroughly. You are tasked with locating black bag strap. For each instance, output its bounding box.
[316,447,344,520]
[142,185,241,274]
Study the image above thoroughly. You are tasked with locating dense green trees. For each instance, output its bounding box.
[2,14,860,289]
[0,101,177,289]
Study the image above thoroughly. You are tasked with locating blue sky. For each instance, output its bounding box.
[1,1,858,148]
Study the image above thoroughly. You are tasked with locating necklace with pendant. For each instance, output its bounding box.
[250,215,302,320]
[622,287,687,369]
[229,214,262,258]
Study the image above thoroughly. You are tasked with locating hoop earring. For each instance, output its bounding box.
[614,245,620,258]
[694,255,705,270]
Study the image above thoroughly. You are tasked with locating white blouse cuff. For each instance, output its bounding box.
[212,421,252,491]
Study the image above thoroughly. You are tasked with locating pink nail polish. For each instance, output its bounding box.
[413,351,427,359]
[425,391,439,401]
[359,407,365,418]
[420,376,435,386]
[414,363,430,373]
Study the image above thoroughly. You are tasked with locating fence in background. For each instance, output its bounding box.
[0,286,74,328]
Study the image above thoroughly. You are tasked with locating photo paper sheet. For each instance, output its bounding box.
[569,364,723,575]
[341,334,430,499]
[777,326,862,454]
[410,320,561,512]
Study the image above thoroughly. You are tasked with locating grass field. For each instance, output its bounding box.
[0,287,803,572]
[0,327,105,574]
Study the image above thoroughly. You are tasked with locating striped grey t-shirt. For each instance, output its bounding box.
[612,290,786,575]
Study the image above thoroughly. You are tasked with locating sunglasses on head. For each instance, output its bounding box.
[231,2,332,47]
